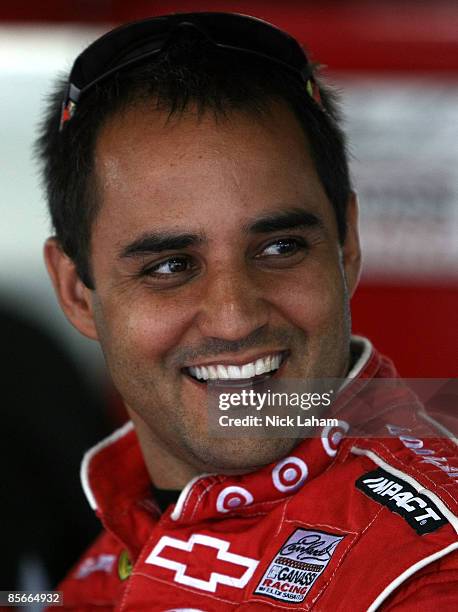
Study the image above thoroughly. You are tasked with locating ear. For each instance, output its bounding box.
[342,191,362,298]
[44,237,99,340]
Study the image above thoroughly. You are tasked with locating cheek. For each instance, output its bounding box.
[266,265,346,331]
[110,296,197,364]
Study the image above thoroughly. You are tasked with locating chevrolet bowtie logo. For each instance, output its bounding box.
[145,533,259,592]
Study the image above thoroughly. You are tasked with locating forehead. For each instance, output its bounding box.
[93,100,335,237]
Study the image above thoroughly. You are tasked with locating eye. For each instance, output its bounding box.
[143,255,196,277]
[257,237,307,258]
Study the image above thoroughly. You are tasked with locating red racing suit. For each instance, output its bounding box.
[54,338,458,610]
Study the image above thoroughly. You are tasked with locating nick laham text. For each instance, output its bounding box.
[219,415,339,428]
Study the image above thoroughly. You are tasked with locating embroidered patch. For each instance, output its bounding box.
[253,528,344,603]
[355,467,448,535]
[145,533,258,592]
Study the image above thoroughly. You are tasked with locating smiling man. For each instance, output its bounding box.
[37,12,458,611]
[78,99,359,485]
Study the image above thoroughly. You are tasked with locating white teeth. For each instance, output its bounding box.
[255,360,265,375]
[187,353,284,381]
[228,365,241,378]
[241,363,256,378]
[217,365,229,379]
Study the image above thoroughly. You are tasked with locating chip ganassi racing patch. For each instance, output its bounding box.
[355,467,448,535]
[254,528,344,603]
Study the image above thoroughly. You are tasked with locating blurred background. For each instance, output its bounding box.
[1,0,457,598]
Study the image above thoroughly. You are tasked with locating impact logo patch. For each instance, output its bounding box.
[356,468,448,535]
[254,528,344,603]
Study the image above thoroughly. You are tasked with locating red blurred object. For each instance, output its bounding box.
[2,1,458,72]
[352,284,458,377]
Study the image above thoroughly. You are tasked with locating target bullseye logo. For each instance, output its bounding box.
[321,420,349,457]
[216,486,254,513]
[272,456,308,492]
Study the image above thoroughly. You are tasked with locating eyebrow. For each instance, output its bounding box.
[246,208,324,234]
[119,208,324,259]
[119,232,204,258]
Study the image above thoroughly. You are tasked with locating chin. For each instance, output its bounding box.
[187,436,299,474]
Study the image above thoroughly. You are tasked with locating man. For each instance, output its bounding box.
[38,12,458,610]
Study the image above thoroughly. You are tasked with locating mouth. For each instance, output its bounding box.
[182,351,289,387]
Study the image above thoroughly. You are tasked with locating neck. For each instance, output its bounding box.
[126,408,201,489]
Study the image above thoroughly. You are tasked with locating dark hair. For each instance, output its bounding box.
[36,31,351,289]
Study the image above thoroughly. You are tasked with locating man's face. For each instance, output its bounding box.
[72,101,359,481]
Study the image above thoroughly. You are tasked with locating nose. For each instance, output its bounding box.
[194,266,270,342]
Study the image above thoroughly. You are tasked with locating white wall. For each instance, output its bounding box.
[0,25,108,382]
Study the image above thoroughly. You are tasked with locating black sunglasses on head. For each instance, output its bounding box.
[60,12,323,130]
